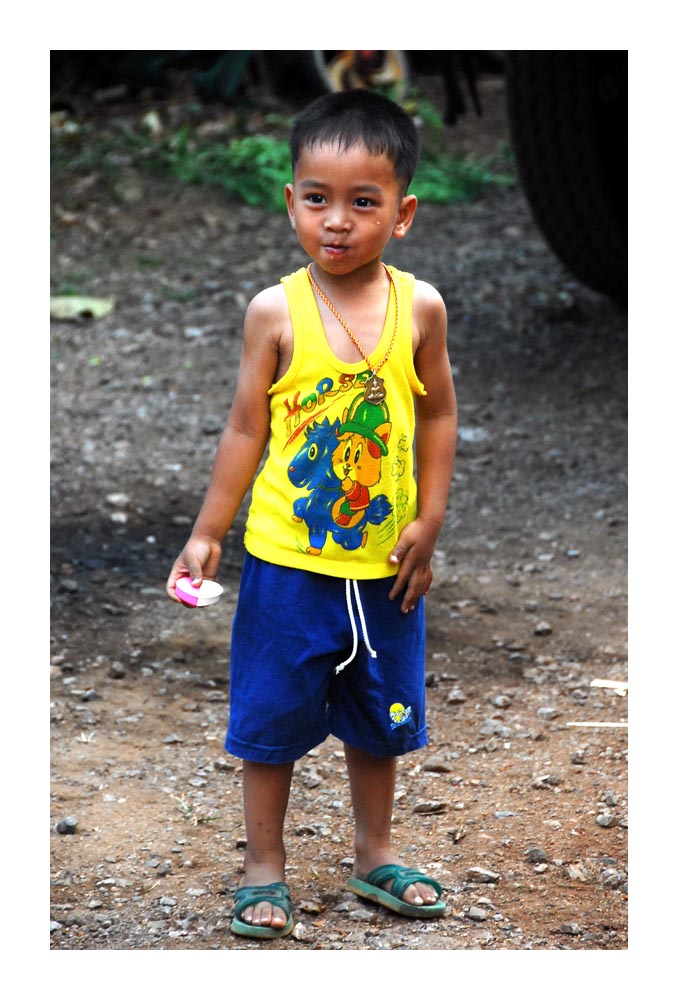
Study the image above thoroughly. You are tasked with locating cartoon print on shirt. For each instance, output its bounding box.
[330,394,392,533]
[287,390,394,556]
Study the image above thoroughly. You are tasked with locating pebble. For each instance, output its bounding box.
[467,906,488,921]
[106,492,130,508]
[447,826,466,842]
[534,621,553,636]
[301,768,322,789]
[467,867,500,883]
[602,868,624,888]
[299,900,324,914]
[446,688,467,704]
[458,426,490,443]
[55,816,78,835]
[525,847,549,864]
[537,706,561,720]
[350,907,380,922]
[559,922,582,936]
[595,812,617,828]
[566,864,589,882]
[413,800,447,814]
[480,719,512,738]
[422,756,452,773]
[532,774,561,789]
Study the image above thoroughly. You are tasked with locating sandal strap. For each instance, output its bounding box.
[366,864,443,900]
[233,881,291,919]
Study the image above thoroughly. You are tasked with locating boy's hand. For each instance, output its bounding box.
[387,518,437,613]
[166,536,222,603]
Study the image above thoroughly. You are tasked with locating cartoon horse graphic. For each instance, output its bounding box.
[288,415,393,555]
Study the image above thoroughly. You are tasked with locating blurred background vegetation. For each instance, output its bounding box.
[50,50,516,214]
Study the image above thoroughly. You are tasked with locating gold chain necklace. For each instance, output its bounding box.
[306,263,398,403]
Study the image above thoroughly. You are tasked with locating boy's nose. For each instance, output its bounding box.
[324,206,350,232]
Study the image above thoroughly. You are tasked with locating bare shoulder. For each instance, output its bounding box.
[244,282,290,328]
[242,282,293,381]
[413,278,447,321]
[411,278,447,352]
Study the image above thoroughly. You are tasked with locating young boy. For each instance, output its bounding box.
[166,89,457,939]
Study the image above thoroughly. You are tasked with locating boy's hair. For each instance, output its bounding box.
[290,89,421,192]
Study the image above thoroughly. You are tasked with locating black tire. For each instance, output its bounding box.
[504,51,627,303]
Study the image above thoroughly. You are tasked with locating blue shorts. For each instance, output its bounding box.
[225,554,428,763]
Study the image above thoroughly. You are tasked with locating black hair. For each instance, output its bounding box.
[289,89,421,191]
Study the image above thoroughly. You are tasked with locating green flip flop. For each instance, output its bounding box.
[231,881,294,939]
[348,864,446,919]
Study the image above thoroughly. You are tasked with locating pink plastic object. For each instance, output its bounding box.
[175,577,223,608]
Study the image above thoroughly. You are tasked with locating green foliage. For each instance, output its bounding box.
[51,107,515,214]
[411,151,515,204]
[165,130,291,211]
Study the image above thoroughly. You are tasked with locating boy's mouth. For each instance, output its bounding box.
[323,244,348,256]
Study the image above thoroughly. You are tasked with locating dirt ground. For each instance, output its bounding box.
[50,72,628,954]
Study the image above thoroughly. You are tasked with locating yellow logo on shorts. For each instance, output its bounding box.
[389,702,412,729]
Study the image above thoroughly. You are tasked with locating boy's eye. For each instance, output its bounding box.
[306,193,326,205]
[354,197,375,208]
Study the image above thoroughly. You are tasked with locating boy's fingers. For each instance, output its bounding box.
[389,559,433,612]
[166,539,222,603]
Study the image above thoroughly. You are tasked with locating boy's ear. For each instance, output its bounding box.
[392,193,417,239]
[285,183,296,229]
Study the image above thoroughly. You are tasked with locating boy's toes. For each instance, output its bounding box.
[245,901,288,927]
[402,881,439,906]
[417,882,440,905]
[270,905,289,928]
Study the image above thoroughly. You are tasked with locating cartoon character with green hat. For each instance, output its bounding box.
[331,391,392,533]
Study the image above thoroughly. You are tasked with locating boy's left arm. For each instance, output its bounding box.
[388,281,457,612]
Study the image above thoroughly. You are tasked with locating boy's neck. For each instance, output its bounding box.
[311,258,389,300]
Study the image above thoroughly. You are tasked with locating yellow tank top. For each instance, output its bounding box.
[244,265,426,579]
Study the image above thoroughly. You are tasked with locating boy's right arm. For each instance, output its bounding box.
[166,286,287,602]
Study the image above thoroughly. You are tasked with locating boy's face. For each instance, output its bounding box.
[285,141,417,277]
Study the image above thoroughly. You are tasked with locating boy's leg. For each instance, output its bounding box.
[344,743,440,906]
[238,759,295,929]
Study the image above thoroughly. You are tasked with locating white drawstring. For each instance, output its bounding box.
[335,580,378,674]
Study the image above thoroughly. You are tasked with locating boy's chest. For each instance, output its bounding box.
[318,303,389,365]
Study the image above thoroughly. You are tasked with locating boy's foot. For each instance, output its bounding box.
[231,881,293,939]
[232,865,293,937]
[349,858,445,918]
